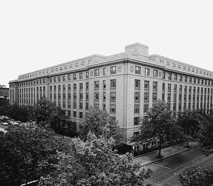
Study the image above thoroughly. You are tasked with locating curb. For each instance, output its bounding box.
[141,144,200,166]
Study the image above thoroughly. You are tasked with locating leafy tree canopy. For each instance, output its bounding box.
[0,125,68,186]
[79,107,122,144]
[132,100,182,157]
[179,166,213,186]
[39,132,151,186]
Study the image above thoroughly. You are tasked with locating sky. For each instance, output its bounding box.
[1,0,213,87]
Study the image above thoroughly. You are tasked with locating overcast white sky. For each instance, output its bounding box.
[1,0,213,87]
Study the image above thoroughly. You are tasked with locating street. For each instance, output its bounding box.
[143,147,213,186]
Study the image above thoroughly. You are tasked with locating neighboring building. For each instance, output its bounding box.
[9,43,213,141]
[0,85,9,100]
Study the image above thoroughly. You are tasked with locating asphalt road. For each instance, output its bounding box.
[144,147,213,186]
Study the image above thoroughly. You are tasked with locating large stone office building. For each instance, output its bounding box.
[9,43,213,141]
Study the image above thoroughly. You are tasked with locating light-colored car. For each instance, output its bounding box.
[2,122,8,125]
[0,128,7,133]
[11,121,19,125]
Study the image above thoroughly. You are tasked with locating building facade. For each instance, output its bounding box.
[0,85,9,101]
[9,43,213,141]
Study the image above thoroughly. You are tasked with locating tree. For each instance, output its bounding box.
[31,98,77,137]
[177,109,202,147]
[39,133,151,186]
[79,107,122,144]
[0,125,68,186]
[179,166,213,186]
[132,100,182,158]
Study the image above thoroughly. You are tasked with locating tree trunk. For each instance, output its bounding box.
[158,136,162,158]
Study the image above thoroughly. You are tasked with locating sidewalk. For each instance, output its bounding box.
[133,141,200,166]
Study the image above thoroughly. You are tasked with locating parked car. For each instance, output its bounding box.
[2,122,8,126]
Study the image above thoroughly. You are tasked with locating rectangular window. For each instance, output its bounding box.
[174,74,177,81]
[94,81,99,89]
[144,104,149,113]
[103,80,106,89]
[79,92,83,101]
[73,84,77,91]
[110,104,116,114]
[68,74,71,80]
[86,92,89,100]
[144,92,149,102]
[103,103,106,110]
[153,82,158,91]
[144,81,149,90]
[80,83,83,91]
[86,82,89,91]
[135,79,140,89]
[168,84,171,92]
[135,66,141,74]
[153,92,157,102]
[62,76,66,81]
[110,79,116,89]
[103,92,106,102]
[185,76,187,82]
[73,93,77,101]
[179,75,183,81]
[86,71,89,78]
[110,66,116,74]
[103,68,106,75]
[79,73,83,79]
[153,70,158,77]
[134,117,139,126]
[73,74,77,80]
[79,112,83,118]
[145,68,150,76]
[94,92,99,101]
[68,84,71,92]
[110,92,116,102]
[134,105,140,113]
[79,102,83,110]
[94,69,99,76]
[168,73,172,80]
[134,92,140,102]
[73,111,76,117]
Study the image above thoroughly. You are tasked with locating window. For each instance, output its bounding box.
[110,66,116,74]
[134,117,139,126]
[68,74,71,80]
[86,82,89,91]
[134,92,140,102]
[144,104,149,113]
[86,92,89,100]
[63,76,66,81]
[110,92,116,102]
[73,84,77,91]
[73,93,77,100]
[86,102,89,110]
[174,74,177,81]
[134,105,140,113]
[94,81,99,89]
[103,92,106,102]
[73,74,77,80]
[145,68,150,76]
[79,112,83,118]
[153,70,158,77]
[163,72,165,79]
[144,81,149,90]
[168,73,172,80]
[185,76,187,82]
[94,92,99,101]
[73,102,76,109]
[103,68,106,75]
[79,73,83,79]
[144,92,149,102]
[80,83,83,90]
[79,102,83,109]
[162,83,165,91]
[135,66,141,74]
[110,104,116,114]
[58,85,61,91]
[58,76,61,82]
[86,71,89,78]
[153,82,157,91]
[94,69,99,76]
[103,80,106,89]
[168,84,171,92]
[135,79,140,89]
[153,93,157,102]
[79,92,83,101]
[73,111,76,117]
[167,93,171,102]
[179,75,183,81]
[110,79,116,89]
[103,103,106,110]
